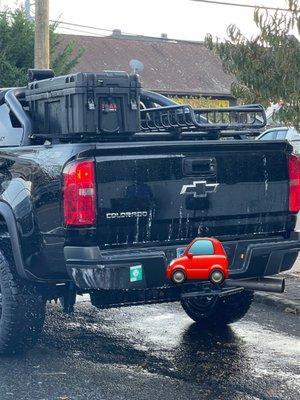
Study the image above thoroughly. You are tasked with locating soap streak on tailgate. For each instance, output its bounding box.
[94,141,292,248]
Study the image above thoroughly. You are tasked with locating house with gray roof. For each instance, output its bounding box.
[57,32,235,107]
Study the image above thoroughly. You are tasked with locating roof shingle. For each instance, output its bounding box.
[57,34,234,97]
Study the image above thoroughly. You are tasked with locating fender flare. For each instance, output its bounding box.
[0,201,35,280]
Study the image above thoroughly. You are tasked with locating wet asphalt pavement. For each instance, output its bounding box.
[0,299,299,400]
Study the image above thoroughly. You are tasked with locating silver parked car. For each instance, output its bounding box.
[257,127,300,154]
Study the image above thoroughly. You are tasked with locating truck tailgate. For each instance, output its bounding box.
[95,140,293,248]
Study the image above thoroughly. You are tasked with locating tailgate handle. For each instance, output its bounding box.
[183,158,216,176]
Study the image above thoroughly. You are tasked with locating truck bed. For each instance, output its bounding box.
[0,138,297,285]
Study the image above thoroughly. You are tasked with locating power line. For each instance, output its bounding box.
[50,0,297,42]
[54,20,206,45]
[50,20,115,34]
[52,20,152,39]
[2,2,295,47]
[53,20,201,41]
[57,26,106,37]
[0,11,204,44]
[190,0,295,12]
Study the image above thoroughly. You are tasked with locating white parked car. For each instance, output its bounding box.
[257,127,300,153]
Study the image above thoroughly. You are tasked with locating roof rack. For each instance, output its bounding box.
[140,104,267,134]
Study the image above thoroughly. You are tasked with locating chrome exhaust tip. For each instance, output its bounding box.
[226,277,285,293]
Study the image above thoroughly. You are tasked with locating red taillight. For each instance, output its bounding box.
[63,160,96,226]
[288,154,300,212]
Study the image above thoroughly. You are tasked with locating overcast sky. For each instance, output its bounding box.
[0,0,292,41]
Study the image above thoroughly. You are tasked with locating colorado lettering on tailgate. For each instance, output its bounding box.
[106,211,148,219]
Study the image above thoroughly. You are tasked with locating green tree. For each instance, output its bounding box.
[206,0,300,128]
[0,7,83,87]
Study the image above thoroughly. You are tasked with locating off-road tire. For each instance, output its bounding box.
[181,290,254,327]
[0,250,46,355]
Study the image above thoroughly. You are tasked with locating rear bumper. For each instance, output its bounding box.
[64,234,300,290]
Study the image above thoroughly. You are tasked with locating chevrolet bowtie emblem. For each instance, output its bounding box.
[180,181,219,198]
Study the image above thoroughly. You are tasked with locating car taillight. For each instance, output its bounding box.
[63,160,96,226]
[288,154,300,213]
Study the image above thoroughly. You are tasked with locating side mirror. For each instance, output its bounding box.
[187,253,193,259]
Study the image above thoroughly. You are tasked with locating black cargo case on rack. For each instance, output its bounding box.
[25,71,141,138]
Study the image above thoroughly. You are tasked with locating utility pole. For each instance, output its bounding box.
[34,0,49,69]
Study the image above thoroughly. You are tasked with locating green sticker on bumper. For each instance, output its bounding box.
[130,265,143,282]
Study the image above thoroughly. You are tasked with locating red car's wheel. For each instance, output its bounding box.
[170,269,186,284]
[209,269,225,285]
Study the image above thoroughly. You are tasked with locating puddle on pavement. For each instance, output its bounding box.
[41,301,300,399]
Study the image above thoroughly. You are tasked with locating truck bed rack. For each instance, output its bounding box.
[140,104,266,135]
[4,87,267,144]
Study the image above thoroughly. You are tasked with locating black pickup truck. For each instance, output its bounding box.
[0,70,299,355]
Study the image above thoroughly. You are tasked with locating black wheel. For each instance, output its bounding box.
[209,269,225,285]
[171,269,186,284]
[181,290,254,328]
[0,250,46,355]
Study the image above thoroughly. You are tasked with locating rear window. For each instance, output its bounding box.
[189,240,214,255]
[260,131,278,140]
[276,130,288,140]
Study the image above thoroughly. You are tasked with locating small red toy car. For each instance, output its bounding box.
[166,237,229,284]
